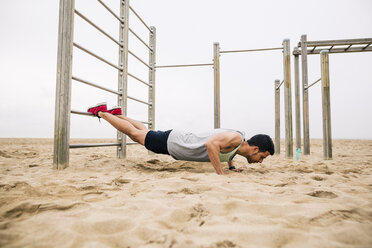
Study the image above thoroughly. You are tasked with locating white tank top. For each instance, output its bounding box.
[167,129,245,162]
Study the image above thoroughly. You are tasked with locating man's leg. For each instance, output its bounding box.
[98,112,148,145]
[115,115,147,131]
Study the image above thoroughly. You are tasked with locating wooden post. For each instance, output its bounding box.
[53,0,75,169]
[213,42,221,129]
[275,79,280,155]
[149,26,156,132]
[117,0,129,158]
[294,48,301,151]
[301,34,310,155]
[283,39,293,158]
[320,50,332,159]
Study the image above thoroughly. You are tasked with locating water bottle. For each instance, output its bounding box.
[295,148,301,160]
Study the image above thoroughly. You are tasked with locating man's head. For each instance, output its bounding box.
[246,134,275,163]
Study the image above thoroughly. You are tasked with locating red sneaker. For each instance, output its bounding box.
[87,102,107,116]
[107,106,122,115]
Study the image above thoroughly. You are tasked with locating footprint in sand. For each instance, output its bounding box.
[307,190,338,199]
[81,192,108,202]
[311,175,325,181]
[206,240,237,248]
[73,218,134,235]
[112,177,131,186]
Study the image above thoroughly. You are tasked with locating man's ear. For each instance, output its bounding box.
[252,146,259,153]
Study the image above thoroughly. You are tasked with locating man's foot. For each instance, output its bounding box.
[107,106,122,115]
[87,102,107,117]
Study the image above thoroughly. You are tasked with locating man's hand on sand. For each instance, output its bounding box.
[229,166,243,173]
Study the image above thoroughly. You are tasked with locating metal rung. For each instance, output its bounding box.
[73,42,121,71]
[71,110,150,126]
[70,143,121,148]
[128,73,151,87]
[129,5,152,33]
[72,76,121,95]
[344,44,352,51]
[220,47,283,54]
[71,110,93,116]
[128,50,151,69]
[127,142,138,145]
[129,28,152,51]
[363,44,371,50]
[276,80,284,90]
[127,95,150,105]
[305,78,321,89]
[156,63,213,68]
[293,45,372,55]
[75,9,121,47]
[97,0,122,23]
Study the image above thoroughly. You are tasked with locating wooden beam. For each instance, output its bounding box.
[320,50,332,159]
[301,35,310,155]
[53,0,75,170]
[298,38,372,47]
[294,50,301,151]
[275,79,280,155]
[213,42,221,129]
[117,0,129,158]
[283,39,293,158]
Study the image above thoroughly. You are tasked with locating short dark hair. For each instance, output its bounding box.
[247,134,275,155]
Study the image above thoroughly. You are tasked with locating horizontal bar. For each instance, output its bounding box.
[298,38,372,47]
[344,44,352,51]
[220,47,283,54]
[305,78,321,89]
[97,0,122,23]
[71,110,93,116]
[127,142,139,145]
[70,143,121,148]
[73,42,122,70]
[128,50,151,69]
[71,110,151,125]
[156,63,213,68]
[72,76,121,95]
[129,5,152,33]
[128,73,151,87]
[129,27,152,51]
[293,45,372,55]
[127,95,150,105]
[75,9,121,47]
[276,80,284,90]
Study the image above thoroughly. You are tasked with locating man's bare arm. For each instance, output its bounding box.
[205,132,242,175]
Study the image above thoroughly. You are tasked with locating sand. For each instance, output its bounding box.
[0,138,371,248]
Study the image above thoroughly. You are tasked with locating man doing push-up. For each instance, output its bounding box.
[88,102,275,175]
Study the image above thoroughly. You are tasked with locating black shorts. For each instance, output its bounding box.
[144,130,172,155]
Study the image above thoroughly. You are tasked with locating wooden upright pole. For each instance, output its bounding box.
[294,48,301,151]
[301,34,310,155]
[283,39,293,158]
[117,0,129,158]
[275,79,281,155]
[320,50,332,159]
[53,0,75,169]
[148,26,156,131]
[213,42,221,129]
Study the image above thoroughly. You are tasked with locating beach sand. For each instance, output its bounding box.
[0,138,371,248]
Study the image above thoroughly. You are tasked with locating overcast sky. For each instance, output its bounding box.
[0,0,371,140]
